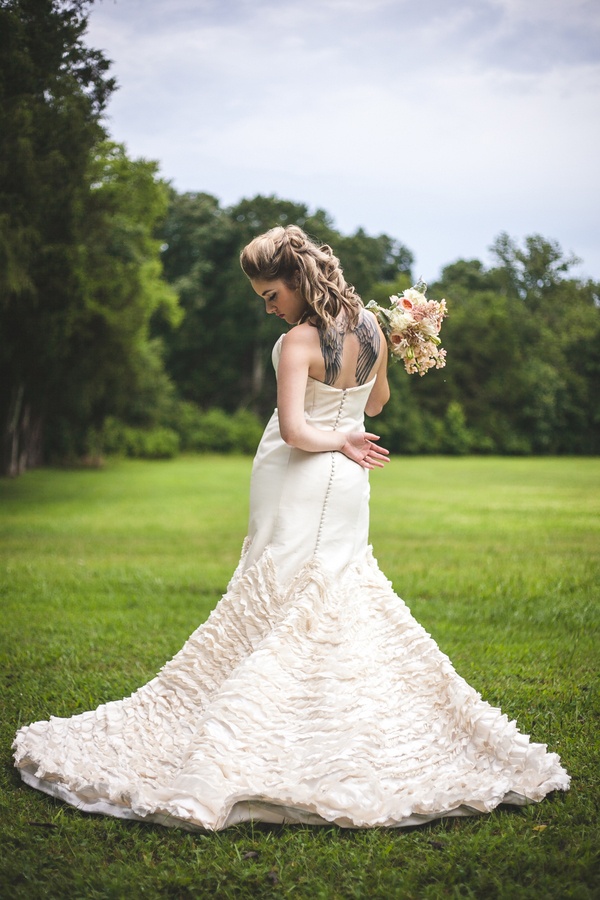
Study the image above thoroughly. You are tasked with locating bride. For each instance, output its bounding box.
[13,225,569,830]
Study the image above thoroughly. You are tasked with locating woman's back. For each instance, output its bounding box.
[302,309,384,390]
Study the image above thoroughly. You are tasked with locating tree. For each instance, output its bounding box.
[50,141,180,456]
[0,0,115,474]
[0,4,179,473]
[428,237,600,454]
[337,229,413,298]
[490,232,581,305]
[156,191,261,413]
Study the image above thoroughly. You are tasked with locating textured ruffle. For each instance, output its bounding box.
[13,544,569,831]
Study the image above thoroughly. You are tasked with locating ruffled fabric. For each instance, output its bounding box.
[13,544,569,831]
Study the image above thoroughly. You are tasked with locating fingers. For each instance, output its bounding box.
[341,432,390,468]
[364,447,390,468]
[368,447,389,459]
[365,444,389,462]
[358,453,388,470]
[364,434,390,456]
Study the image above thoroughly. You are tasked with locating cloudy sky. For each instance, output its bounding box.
[86,0,600,282]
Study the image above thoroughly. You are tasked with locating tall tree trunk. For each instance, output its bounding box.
[3,384,44,477]
[5,383,24,477]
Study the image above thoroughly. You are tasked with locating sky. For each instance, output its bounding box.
[86,0,600,283]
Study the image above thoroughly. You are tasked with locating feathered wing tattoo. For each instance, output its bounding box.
[354,311,380,384]
[317,311,380,386]
[318,326,344,386]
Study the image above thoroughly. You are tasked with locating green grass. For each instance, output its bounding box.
[1,456,599,899]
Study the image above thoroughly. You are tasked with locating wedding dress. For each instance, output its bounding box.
[13,335,569,830]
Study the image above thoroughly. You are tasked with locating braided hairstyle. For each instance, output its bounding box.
[240,225,363,330]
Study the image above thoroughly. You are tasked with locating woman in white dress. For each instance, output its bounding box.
[13,225,569,830]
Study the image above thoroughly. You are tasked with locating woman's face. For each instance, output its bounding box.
[250,278,308,325]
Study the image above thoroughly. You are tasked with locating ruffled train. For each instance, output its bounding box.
[13,542,570,831]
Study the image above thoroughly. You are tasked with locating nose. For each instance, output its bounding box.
[265,300,276,314]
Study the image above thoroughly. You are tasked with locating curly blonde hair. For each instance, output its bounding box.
[240,225,362,330]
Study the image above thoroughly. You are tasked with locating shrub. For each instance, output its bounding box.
[438,402,473,455]
[169,401,205,451]
[100,418,179,459]
[181,407,263,454]
[136,428,180,459]
[187,409,236,453]
[230,409,264,455]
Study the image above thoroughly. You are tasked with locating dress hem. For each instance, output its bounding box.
[18,766,540,832]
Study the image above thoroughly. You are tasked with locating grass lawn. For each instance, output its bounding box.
[1,455,599,899]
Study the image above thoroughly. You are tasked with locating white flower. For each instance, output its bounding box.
[402,288,427,305]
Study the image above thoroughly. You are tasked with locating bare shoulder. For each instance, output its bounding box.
[284,322,317,342]
[278,324,320,383]
[281,323,320,352]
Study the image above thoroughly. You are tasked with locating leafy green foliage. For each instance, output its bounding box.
[157,195,598,456]
[175,408,263,454]
[100,406,264,458]
[490,232,582,302]
[0,4,180,476]
[99,419,180,459]
[0,0,113,298]
[370,237,600,455]
[0,0,117,474]
[70,142,179,417]
[36,141,181,465]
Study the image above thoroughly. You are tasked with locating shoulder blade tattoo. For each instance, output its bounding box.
[317,312,380,386]
[318,326,343,386]
[354,312,380,385]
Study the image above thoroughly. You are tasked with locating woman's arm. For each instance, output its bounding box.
[365,339,390,417]
[276,328,343,452]
[276,329,389,469]
[365,351,390,416]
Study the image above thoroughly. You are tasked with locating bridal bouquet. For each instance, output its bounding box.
[366,281,448,376]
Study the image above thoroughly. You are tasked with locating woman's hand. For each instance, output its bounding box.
[340,433,390,469]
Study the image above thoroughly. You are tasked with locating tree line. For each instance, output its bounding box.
[1,0,599,477]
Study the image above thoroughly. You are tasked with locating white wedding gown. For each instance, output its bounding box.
[13,336,569,830]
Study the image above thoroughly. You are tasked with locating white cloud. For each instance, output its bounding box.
[87,0,600,280]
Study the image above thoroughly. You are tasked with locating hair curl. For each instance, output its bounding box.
[240,225,362,329]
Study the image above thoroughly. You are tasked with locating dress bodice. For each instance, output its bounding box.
[272,334,376,432]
